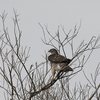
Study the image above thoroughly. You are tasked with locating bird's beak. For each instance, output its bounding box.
[48,50,52,56]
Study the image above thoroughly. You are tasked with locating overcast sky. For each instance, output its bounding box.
[0,0,100,99]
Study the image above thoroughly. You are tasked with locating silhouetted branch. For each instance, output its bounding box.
[0,11,100,100]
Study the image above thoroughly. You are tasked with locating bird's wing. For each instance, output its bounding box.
[48,54,68,63]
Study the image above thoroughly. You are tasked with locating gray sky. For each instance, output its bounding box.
[0,0,100,99]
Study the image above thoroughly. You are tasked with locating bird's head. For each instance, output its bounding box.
[48,48,58,55]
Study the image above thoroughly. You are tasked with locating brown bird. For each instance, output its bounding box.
[48,48,73,80]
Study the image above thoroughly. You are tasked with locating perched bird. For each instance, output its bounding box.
[48,48,73,80]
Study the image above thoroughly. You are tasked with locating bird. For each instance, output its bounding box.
[48,48,73,80]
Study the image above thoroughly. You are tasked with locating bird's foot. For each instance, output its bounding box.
[51,78,55,82]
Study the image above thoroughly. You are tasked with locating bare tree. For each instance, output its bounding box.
[0,11,100,100]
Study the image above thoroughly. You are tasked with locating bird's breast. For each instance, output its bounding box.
[51,63,62,71]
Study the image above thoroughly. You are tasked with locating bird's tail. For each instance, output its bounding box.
[61,65,73,72]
